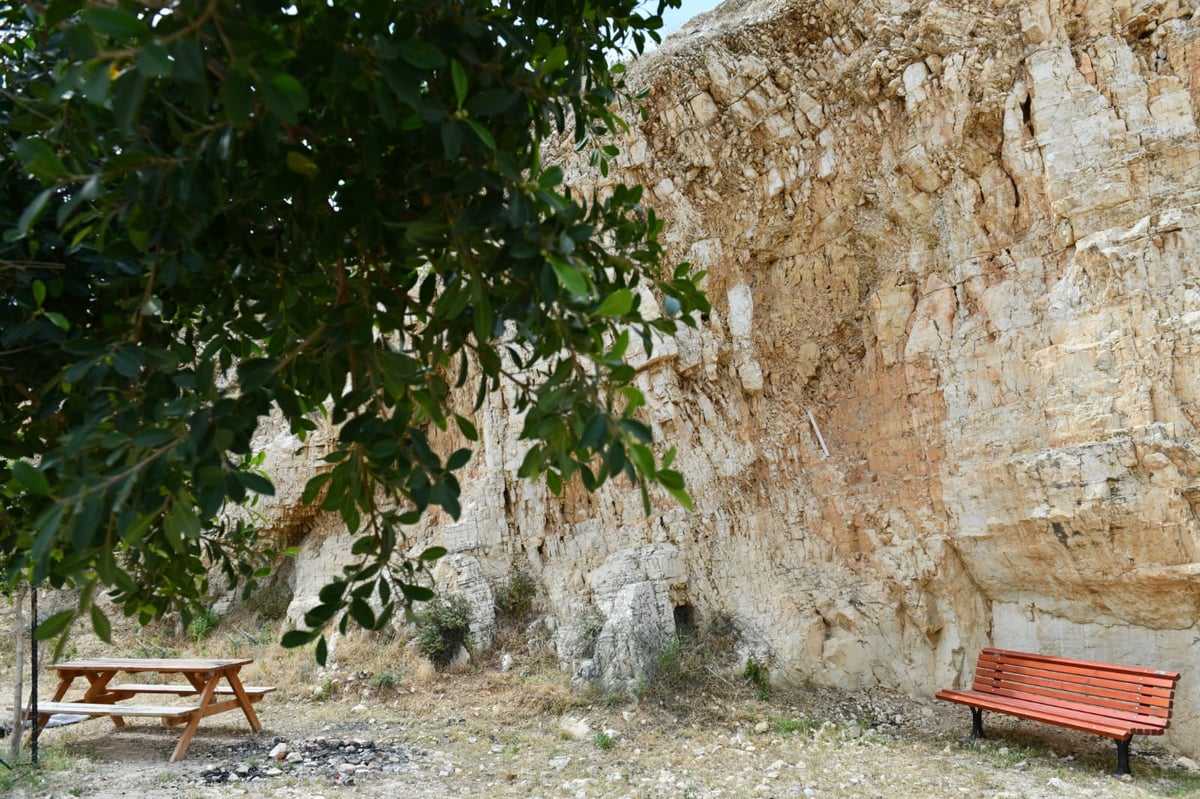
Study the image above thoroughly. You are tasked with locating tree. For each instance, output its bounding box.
[0,0,707,659]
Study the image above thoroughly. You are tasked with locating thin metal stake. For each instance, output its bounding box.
[30,588,38,766]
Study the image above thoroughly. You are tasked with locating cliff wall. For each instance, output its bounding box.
[266,0,1200,755]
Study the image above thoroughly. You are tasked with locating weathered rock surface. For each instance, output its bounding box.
[273,0,1200,756]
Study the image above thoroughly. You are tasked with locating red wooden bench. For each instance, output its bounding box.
[936,648,1180,775]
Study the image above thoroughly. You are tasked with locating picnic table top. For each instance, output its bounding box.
[51,657,254,672]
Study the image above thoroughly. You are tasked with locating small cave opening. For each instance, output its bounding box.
[673,603,696,637]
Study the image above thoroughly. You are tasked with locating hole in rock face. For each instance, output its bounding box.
[674,603,695,636]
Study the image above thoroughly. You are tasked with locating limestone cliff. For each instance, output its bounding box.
[267,0,1200,755]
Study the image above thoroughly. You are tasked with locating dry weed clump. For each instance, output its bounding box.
[634,614,762,715]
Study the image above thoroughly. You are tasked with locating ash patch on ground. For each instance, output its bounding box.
[198,735,414,786]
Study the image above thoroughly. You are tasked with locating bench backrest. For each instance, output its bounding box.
[973,648,1180,731]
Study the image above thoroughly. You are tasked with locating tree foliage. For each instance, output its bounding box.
[0,0,707,656]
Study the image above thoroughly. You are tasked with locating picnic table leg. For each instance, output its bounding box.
[33,674,77,733]
[81,672,126,727]
[970,708,984,739]
[170,678,219,762]
[1114,739,1132,776]
[222,670,263,731]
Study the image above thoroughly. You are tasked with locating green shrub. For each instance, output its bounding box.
[186,608,220,641]
[775,715,815,736]
[494,569,537,621]
[413,594,472,667]
[594,731,616,750]
[372,669,403,691]
[743,658,771,700]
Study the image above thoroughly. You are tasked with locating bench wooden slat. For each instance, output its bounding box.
[937,648,1181,775]
[974,675,1175,722]
[936,689,1161,737]
[977,655,1179,697]
[975,665,1177,708]
[975,667,1175,709]
[17,701,198,719]
[976,655,1180,693]
[106,683,276,699]
[980,649,1179,684]
[976,686,1172,731]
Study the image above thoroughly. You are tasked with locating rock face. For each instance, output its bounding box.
[272,0,1200,755]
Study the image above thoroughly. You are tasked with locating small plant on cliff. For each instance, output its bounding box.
[413,595,472,667]
[494,569,538,622]
[743,658,771,701]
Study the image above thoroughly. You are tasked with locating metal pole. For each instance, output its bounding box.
[30,588,38,766]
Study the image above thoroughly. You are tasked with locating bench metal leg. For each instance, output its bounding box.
[970,708,985,739]
[1114,739,1131,776]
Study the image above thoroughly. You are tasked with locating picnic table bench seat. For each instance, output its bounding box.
[105,683,276,700]
[937,648,1180,775]
[20,701,197,722]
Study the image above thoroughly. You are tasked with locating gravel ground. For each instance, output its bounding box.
[5,666,1199,799]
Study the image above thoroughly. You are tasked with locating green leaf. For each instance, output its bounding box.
[620,418,653,444]
[397,40,445,69]
[171,37,203,81]
[220,73,254,123]
[90,604,113,643]
[80,64,111,106]
[465,119,496,150]
[466,88,516,116]
[316,635,329,665]
[656,468,685,491]
[286,151,320,179]
[82,7,149,39]
[445,448,472,471]
[32,279,47,307]
[580,414,608,450]
[112,345,144,377]
[112,69,147,136]
[419,546,447,561]
[15,138,69,183]
[628,443,655,476]
[260,72,309,124]
[167,501,201,542]
[542,44,568,73]
[16,187,55,237]
[239,471,275,496]
[454,415,478,441]
[550,258,590,298]
[349,597,376,629]
[301,472,332,504]
[400,583,435,602]
[451,59,467,108]
[136,40,172,77]
[35,609,76,640]
[281,629,317,648]
[12,460,51,496]
[44,311,70,331]
[595,288,634,317]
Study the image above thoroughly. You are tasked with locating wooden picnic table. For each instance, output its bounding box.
[31,657,273,762]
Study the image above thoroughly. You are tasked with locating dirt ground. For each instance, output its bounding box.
[4,612,1200,799]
